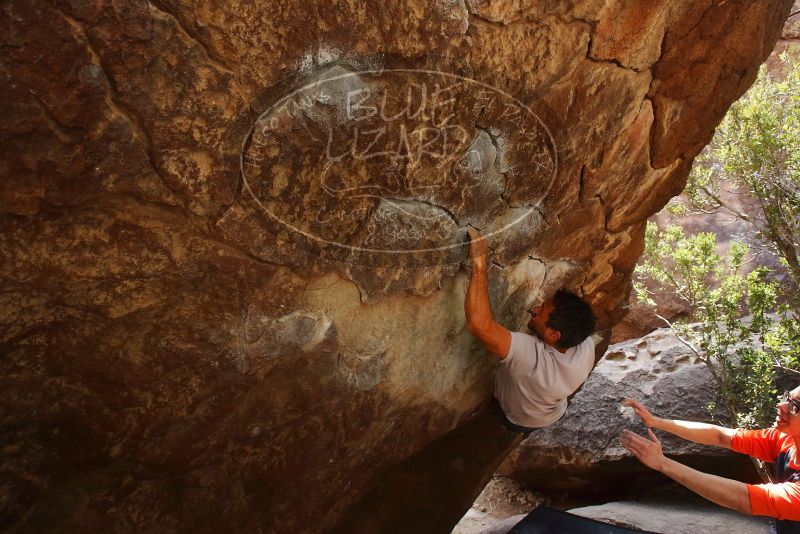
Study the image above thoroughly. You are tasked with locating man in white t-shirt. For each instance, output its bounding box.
[464,227,597,433]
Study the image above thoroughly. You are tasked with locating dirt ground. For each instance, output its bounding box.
[451,476,544,534]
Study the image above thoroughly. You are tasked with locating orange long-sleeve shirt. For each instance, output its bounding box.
[731,428,800,521]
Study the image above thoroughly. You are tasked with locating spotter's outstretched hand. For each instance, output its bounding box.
[620,428,665,472]
[622,398,659,428]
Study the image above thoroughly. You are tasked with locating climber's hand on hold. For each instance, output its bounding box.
[467,227,488,269]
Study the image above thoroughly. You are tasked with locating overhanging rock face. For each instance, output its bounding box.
[0,1,792,532]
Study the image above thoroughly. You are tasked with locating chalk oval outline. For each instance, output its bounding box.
[239,68,558,255]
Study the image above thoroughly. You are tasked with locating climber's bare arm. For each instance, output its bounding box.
[620,429,751,514]
[622,399,735,448]
[465,228,512,359]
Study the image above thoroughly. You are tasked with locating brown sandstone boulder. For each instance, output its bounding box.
[0,1,792,531]
[783,1,800,40]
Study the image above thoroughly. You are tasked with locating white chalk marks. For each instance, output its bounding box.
[239,65,557,265]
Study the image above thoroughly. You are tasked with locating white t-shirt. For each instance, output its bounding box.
[495,331,595,428]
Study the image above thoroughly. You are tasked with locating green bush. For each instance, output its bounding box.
[638,54,800,430]
[636,223,800,429]
[680,53,800,301]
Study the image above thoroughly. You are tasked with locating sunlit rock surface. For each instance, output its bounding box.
[0,0,792,531]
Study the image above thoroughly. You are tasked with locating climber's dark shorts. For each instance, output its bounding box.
[489,397,537,435]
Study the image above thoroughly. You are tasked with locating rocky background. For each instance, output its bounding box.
[0,1,794,532]
[498,328,757,499]
[454,327,780,534]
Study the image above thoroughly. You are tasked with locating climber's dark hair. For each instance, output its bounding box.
[546,289,596,349]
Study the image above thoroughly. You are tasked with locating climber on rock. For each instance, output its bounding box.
[464,227,597,434]
[620,395,800,532]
